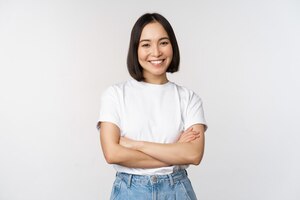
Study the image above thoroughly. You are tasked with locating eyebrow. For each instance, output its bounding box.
[139,37,170,43]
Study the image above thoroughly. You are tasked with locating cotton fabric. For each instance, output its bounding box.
[98,79,207,175]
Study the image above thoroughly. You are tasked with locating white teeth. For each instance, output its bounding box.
[150,60,163,64]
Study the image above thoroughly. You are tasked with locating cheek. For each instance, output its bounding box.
[166,47,173,57]
[137,49,146,61]
[167,52,173,61]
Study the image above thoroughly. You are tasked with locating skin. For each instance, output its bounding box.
[100,21,206,168]
[138,22,173,84]
[100,123,203,168]
[119,125,205,165]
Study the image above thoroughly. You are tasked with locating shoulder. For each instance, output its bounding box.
[173,82,202,102]
[102,80,133,96]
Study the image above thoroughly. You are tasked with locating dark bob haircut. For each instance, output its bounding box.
[127,13,180,81]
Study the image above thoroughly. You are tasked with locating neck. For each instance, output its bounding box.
[144,76,168,85]
[143,71,168,84]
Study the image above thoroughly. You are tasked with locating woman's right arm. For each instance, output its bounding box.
[100,121,170,168]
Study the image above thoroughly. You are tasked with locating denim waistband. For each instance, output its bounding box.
[116,169,188,187]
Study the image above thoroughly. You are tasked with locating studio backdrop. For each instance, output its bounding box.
[0,0,299,199]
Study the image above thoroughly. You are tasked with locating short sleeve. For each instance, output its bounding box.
[185,92,208,131]
[97,86,121,130]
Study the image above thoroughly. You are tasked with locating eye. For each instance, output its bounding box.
[141,43,150,48]
[160,41,169,46]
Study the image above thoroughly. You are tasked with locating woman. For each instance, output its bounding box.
[97,13,207,200]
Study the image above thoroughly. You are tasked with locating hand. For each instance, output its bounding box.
[177,127,200,143]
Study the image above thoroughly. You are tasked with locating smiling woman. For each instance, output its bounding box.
[127,13,180,82]
[97,13,207,200]
[138,22,173,84]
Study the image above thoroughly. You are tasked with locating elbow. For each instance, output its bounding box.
[191,156,202,165]
[189,153,204,166]
[103,152,114,164]
[101,142,122,164]
[104,154,115,164]
[103,149,120,164]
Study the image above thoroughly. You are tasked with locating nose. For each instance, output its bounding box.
[151,45,162,57]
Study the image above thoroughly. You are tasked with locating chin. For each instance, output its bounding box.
[152,68,168,75]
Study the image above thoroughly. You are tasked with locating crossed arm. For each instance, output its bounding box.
[99,122,205,168]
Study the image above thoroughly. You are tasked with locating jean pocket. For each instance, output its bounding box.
[110,177,122,200]
[179,178,198,200]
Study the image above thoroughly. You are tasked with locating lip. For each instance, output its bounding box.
[148,59,165,64]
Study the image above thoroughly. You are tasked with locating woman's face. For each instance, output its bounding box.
[138,22,173,83]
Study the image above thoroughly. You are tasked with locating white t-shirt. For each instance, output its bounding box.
[98,79,207,175]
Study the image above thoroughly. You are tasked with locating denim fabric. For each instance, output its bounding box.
[110,170,197,200]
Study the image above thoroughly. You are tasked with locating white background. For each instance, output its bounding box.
[1,0,299,199]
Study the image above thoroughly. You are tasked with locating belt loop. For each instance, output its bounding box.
[168,174,174,186]
[127,174,133,188]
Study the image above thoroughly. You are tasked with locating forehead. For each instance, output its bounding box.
[140,22,169,40]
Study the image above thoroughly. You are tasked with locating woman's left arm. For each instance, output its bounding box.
[120,124,205,166]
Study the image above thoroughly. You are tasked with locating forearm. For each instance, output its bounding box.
[135,140,204,165]
[104,143,170,168]
[100,122,170,168]
[120,124,206,166]
[100,122,205,168]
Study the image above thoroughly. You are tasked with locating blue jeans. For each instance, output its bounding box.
[110,170,197,200]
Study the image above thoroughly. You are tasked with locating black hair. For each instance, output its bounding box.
[127,13,180,81]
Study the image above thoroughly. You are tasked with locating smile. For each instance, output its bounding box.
[149,59,165,64]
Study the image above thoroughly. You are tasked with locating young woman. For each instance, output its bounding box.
[97,13,207,200]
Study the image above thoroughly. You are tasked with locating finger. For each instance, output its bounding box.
[190,131,200,135]
[184,135,198,142]
[181,133,197,141]
[183,131,199,137]
[183,132,201,141]
[178,130,199,142]
[183,127,193,134]
[180,131,195,138]
[178,133,191,142]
